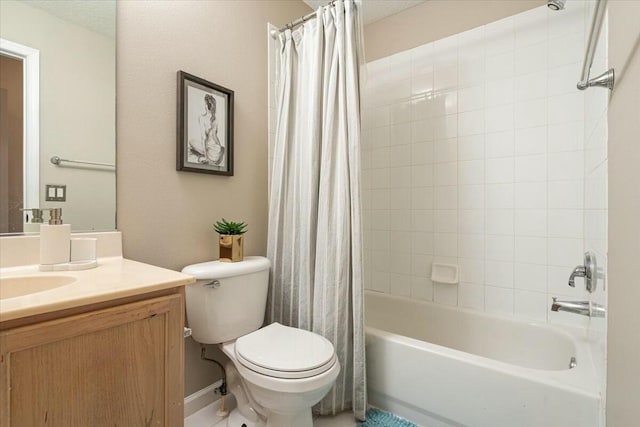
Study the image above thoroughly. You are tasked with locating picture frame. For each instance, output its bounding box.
[177,71,234,176]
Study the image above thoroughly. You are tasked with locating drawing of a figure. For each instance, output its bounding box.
[188,94,225,166]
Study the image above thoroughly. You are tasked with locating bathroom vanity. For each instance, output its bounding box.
[0,233,194,427]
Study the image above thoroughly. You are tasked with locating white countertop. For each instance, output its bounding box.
[0,257,195,323]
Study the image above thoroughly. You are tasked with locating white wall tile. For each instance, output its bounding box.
[411,253,433,277]
[486,130,514,158]
[485,209,514,235]
[412,232,434,255]
[515,209,548,237]
[548,238,583,267]
[515,290,547,320]
[460,185,486,209]
[485,51,515,81]
[434,186,458,209]
[485,286,514,315]
[458,85,485,112]
[360,2,601,326]
[548,92,584,124]
[434,139,458,163]
[459,233,485,259]
[548,151,584,181]
[460,258,485,283]
[411,164,433,187]
[459,110,485,136]
[411,141,434,164]
[459,135,485,161]
[485,235,515,262]
[411,210,434,232]
[486,183,514,209]
[548,209,583,238]
[459,210,485,234]
[515,99,547,129]
[515,263,547,292]
[514,70,548,101]
[485,78,514,107]
[515,182,547,209]
[389,274,412,297]
[434,233,458,257]
[458,283,485,310]
[411,187,434,210]
[459,160,485,185]
[486,157,514,183]
[433,283,458,305]
[434,163,458,186]
[434,210,458,233]
[548,122,584,152]
[389,102,412,124]
[485,105,515,133]
[548,180,583,208]
[548,32,584,68]
[515,236,548,265]
[515,42,548,75]
[484,260,514,288]
[389,123,412,145]
[411,276,433,301]
[515,126,547,155]
[515,154,547,182]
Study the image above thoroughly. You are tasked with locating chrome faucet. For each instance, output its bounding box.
[568,251,597,292]
[551,298,606,318]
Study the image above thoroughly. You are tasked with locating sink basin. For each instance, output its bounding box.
[0,275,77,299]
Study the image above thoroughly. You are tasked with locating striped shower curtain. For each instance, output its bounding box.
[266,0,366,420]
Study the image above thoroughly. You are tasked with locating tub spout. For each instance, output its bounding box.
[551,298,606,318]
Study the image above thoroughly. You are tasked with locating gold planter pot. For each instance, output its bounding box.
[219,234,244,262]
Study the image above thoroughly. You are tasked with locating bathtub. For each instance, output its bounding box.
[365,291,602,427]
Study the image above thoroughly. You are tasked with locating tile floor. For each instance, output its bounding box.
[185,403,357,427]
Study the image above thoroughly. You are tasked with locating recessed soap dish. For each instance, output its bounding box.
[431,263,459,284]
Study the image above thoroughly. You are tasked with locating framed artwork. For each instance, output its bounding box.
[177,71,234,175]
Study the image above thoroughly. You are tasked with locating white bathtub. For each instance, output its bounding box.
[365,291,602,427]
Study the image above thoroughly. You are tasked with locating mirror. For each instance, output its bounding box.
[0,0,116,234]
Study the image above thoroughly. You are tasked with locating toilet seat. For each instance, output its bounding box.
[235,322,337,379]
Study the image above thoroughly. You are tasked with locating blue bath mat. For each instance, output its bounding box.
[358,408,418,427]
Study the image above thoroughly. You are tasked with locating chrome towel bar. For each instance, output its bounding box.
[50,156,115,170]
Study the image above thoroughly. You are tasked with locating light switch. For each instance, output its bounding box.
[45,184,66,202]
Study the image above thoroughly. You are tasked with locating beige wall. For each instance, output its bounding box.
[0,1,116,232]
[606,1,640,425]
[0,55,23,233]
[116,0,311,397]
[364,0,545,60]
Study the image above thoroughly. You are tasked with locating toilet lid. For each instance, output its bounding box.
[235,322,336,378]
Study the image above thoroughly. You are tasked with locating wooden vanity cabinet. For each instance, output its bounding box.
[0,290,185,427]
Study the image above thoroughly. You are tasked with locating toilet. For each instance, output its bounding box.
[182,256,340,427]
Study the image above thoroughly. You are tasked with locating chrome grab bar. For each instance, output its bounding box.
[50,156,115,170]
[577,0,614,90]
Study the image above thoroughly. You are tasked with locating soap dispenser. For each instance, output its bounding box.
[39,208,71,268]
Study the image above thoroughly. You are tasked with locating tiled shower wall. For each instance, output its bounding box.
[361,1,608,324]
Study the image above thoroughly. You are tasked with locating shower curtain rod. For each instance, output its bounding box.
[270,0,337,39]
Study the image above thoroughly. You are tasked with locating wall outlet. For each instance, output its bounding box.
[45,184,66,202]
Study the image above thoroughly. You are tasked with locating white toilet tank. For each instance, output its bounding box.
[182,256,271,344]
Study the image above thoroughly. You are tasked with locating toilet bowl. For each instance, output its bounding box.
[182,257,340,427]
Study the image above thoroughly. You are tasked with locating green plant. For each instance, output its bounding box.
[214,218,248,235]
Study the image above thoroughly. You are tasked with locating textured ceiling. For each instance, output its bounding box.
[303,0,427,25]
[23,0,115,39]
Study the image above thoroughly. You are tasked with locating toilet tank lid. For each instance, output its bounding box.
[181,256,271,279]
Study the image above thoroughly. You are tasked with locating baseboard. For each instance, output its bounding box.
[184,380,223,418]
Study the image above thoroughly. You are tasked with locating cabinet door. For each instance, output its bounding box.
[0,294,184,427]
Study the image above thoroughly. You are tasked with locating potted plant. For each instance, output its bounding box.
[214,219,247,262]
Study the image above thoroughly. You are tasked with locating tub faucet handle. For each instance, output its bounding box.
[568,266,586,287]
[567,251,597,293]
